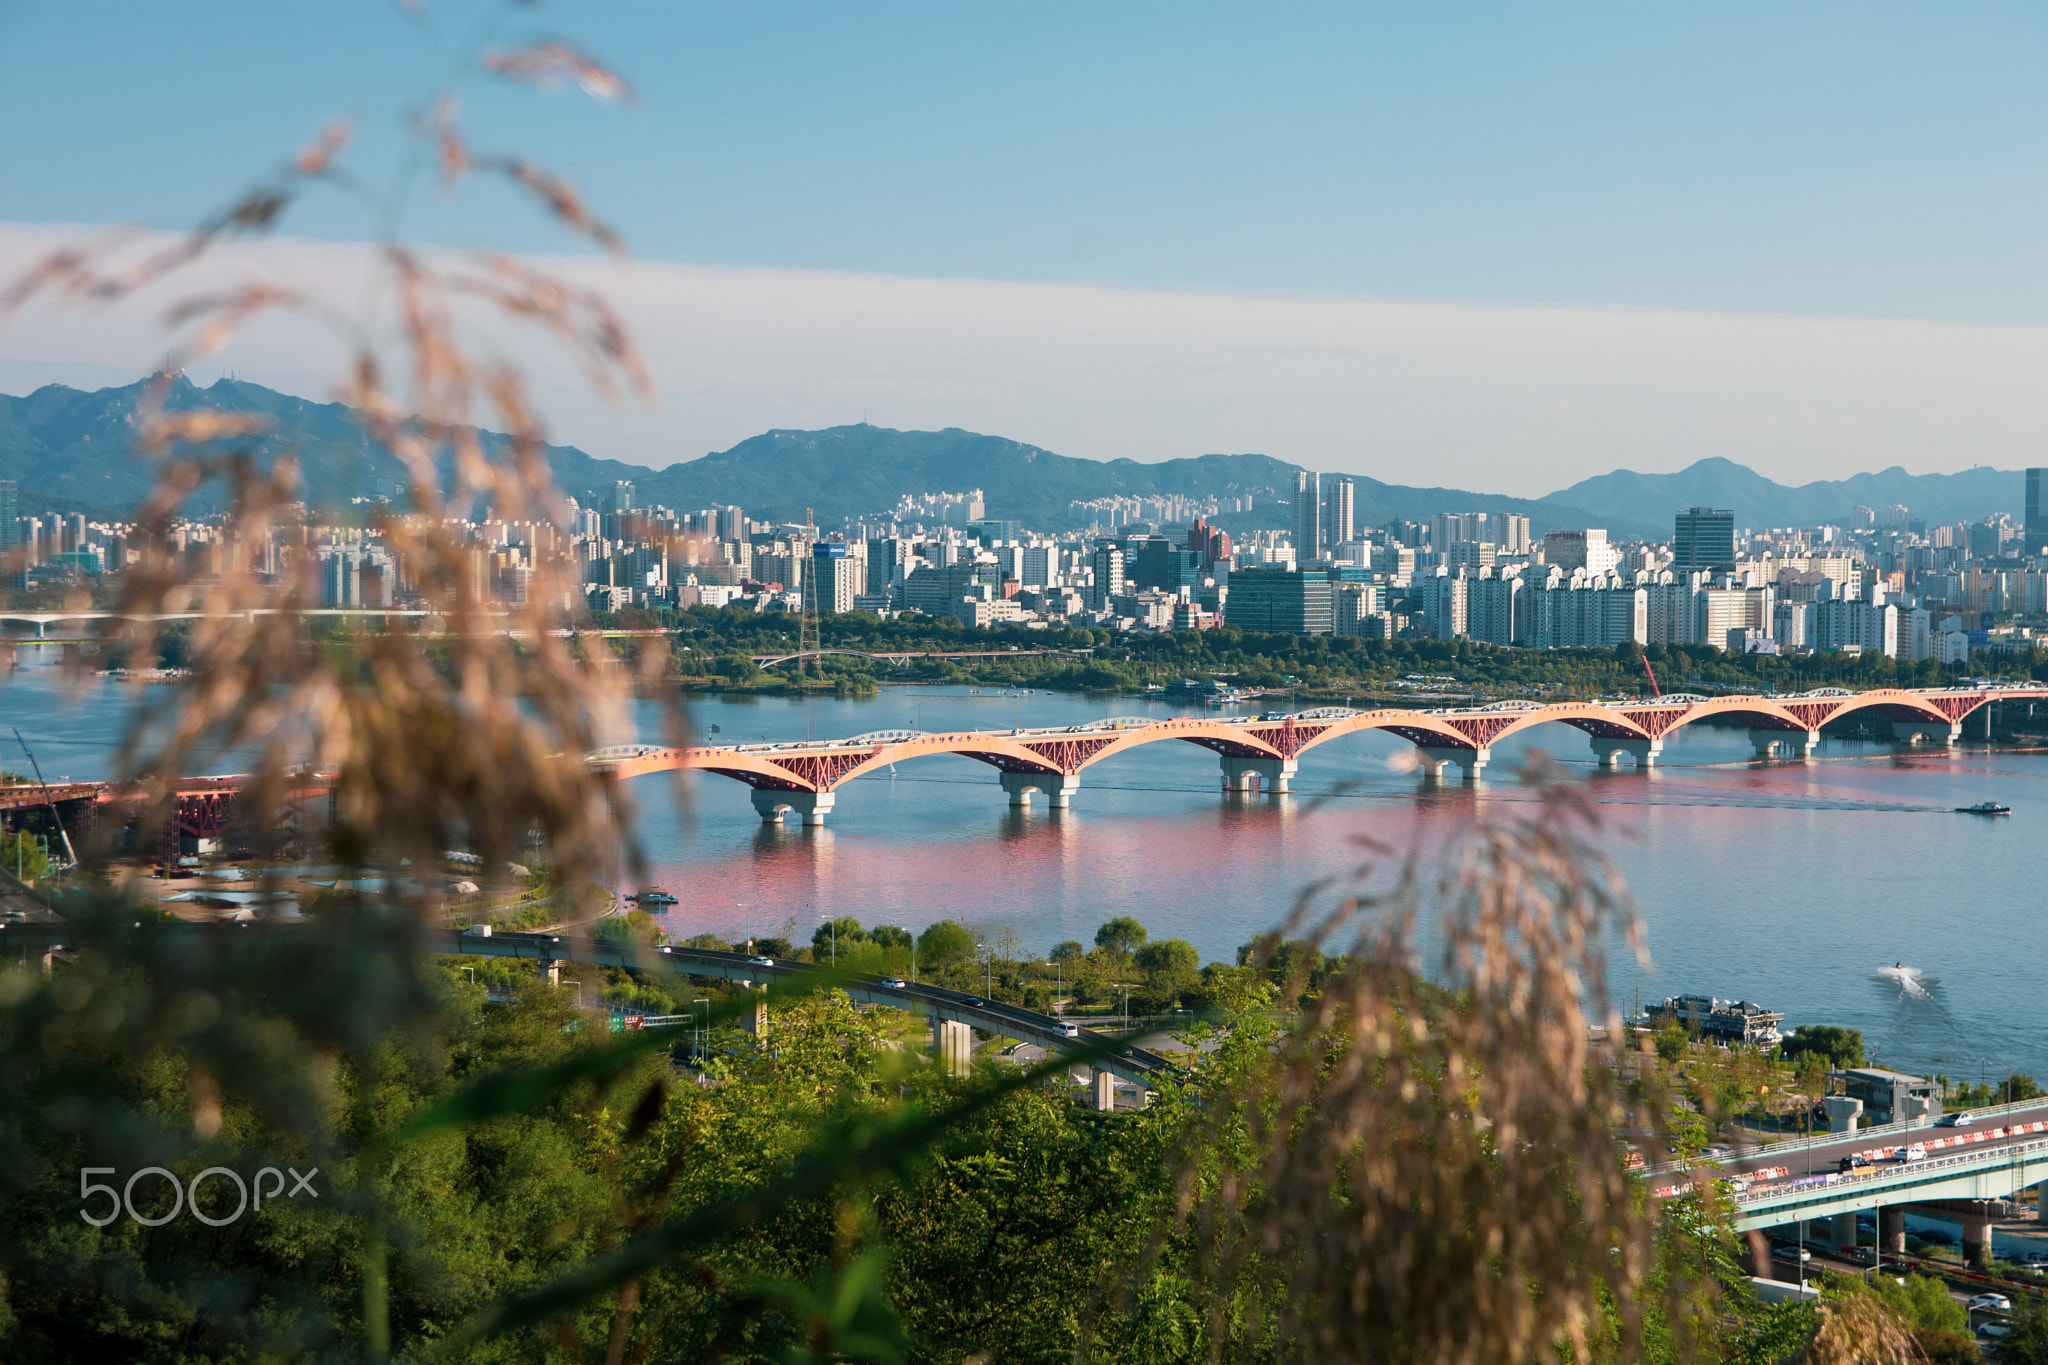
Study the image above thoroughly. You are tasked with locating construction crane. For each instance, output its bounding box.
[799,507,822,680]
[1640,652,1662,699]
[13,728,78,867]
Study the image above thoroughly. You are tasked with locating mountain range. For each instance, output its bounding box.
[0,376,2027,538]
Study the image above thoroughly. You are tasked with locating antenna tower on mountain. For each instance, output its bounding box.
[799,506,822,680]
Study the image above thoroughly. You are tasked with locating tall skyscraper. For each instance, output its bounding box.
[1292,471,1321,562]
[2027,469,2048,552]
[1322,477,1355,552]
[0,479,16,547]
[1672,507,1736,569]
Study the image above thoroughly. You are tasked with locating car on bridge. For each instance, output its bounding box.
[879,977,907,989]
[1891,1143,1928,1162]
[748,955,776,967]
[1934,1110,1975,1127]
[1968,1294,2012,1313]
[1838,1154,1874,1173]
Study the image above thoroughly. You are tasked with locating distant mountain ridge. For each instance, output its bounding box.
[1544,456,2023,532]
[0,376,2024,536]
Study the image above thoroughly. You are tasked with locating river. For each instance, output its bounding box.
[7,655,2044,1086]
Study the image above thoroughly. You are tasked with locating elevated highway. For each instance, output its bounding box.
[589,684,2048,824]
[436,929,1173,1100]
[1646,1100,2048,1257]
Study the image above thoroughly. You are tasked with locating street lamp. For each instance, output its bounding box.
[694,997,710,1062]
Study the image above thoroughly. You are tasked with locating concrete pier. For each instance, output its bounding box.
[742,988,770,1038]
[1879,1206,1906,1256]
[931,1017,973,1074]
[1588,736,1663,768]
[1750,730,1819,760]
[1415,746,1489,781]
[1093,1068,1115,1112]
[751,789,836,826]
[1830,1212,1857,1248]
[1219,754,1298,794]
[999,771,1080,809]
[1889,720,1962,746]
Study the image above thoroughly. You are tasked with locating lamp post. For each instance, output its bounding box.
[694,997,709,1062]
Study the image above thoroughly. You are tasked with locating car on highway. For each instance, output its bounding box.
[1935,1111,1975,1127]
[879,977,907,989]
[1979,1322,2012,1341]
[1769,1242,1812,1263]
[1057,1020,1081,1039]
[1892,1144,1927,1162]
[962,996,985,1007]
[1838,1155,1874,1173]
[1968,1294,2012,1313]
[747,956,775,967]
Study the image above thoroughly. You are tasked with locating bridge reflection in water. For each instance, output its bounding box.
[591,686,2048,827]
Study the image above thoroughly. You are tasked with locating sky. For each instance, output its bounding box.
[3,1,2047,495]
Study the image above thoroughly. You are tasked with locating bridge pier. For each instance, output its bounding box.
[1000,771,1080,809]
[931,1017,973,1074]
[1961,1208,1993,1269]
[750,789,835,826]
[742,987,770,1038]
[1889,720,1962,747]
[1879,1206,1906,1257]
[1219,754,1298,794]
[1750,730,1819,761]
[1588,736,1662,769]
[1093,1067,1115,1113]
[1415,746,1489,781]
[542,958,562,988]
[1830,1212,1857,1248]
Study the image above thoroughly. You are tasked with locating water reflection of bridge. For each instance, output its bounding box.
[592,685,2048,826]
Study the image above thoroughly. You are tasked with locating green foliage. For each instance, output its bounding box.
[1991,1291,2048,1364]
[913,919,974,967]
[1654,1020,1690,1063]
[1094,915,1148,957]
[592,909,665,946]
[867,925,912,950]
[1782,1024,1865,1070]
[811,916,868,955]
[1048,939,1083,963]
[0,830,49,882]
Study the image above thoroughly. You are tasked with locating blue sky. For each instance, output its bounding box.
[4,2,2048,489]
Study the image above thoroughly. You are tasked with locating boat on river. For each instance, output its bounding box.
[626,888,679,906]
[1955,801,2011,815]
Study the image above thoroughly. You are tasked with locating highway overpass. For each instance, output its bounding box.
[1645,1101,2048,1258]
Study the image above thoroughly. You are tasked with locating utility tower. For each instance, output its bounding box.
[798,507,822,680]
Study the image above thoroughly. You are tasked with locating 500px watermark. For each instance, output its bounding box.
[78,1165,319,1228]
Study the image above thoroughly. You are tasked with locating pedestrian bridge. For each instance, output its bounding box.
[589,684,2048,824]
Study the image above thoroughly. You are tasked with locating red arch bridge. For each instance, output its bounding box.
[589,684,2048,826]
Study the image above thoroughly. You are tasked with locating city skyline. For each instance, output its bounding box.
[8,3,2048,489]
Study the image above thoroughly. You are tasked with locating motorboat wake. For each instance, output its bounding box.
[1876,963,1933,999]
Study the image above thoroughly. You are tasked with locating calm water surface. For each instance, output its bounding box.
[7,656,2043,1084]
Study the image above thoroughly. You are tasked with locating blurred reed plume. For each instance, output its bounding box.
[2,15,657,905]
[1171,758,1708,1364]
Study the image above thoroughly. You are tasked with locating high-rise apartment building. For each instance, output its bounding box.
[1292,472,1321,561]
[1322,477,1355,553]
[2027,469,2048,553]
[1673,507,1736,569]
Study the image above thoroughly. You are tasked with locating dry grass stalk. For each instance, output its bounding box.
[2,32,657,910]
[1175,759,1696,1364]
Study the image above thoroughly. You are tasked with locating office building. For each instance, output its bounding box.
[1673,507,1736,569]
[1542,529,1619,575]
[1088,544,1126,610]
[1225,567,1333,635]
[2028,469,2048,553]
[812,542,861,613]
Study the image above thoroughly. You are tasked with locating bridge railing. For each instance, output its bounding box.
[1641,1095,2048,1180]
[1724,1134,2048,1212]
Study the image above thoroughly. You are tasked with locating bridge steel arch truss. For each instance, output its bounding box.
[590,687,2046,822]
